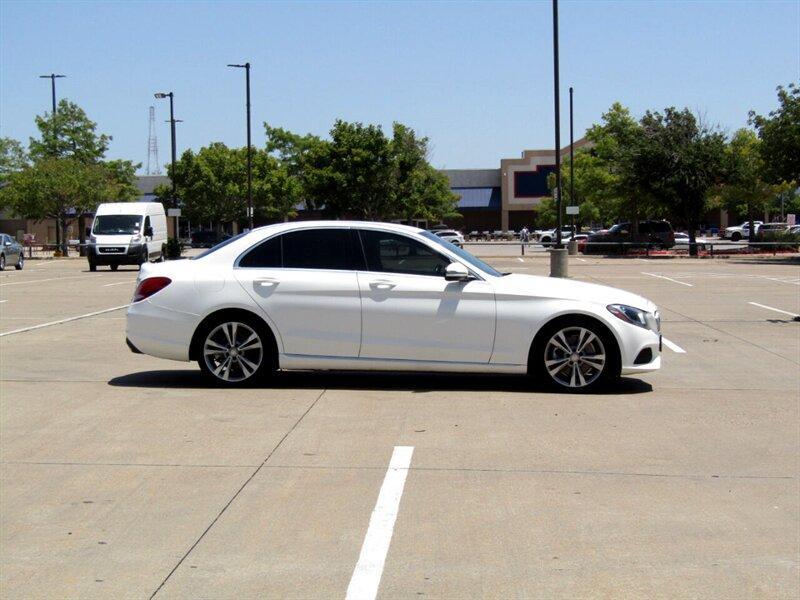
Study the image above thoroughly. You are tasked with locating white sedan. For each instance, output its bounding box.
[126,221,662,391]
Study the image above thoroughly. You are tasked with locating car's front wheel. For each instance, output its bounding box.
[15,254,23,270]
[198,318,273,386]
[532,319,619,391]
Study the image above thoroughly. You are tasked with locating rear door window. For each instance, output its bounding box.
[239,235,282,268]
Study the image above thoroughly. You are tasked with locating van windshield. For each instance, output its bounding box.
[93,215,142,235]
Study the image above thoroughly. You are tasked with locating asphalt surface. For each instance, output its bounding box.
[1,253,798,599]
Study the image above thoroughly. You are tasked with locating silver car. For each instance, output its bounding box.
[0,234,24,271]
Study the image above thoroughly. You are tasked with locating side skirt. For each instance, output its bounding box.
[278,353,527,375]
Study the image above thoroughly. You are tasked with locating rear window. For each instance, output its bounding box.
[193,232,248,260]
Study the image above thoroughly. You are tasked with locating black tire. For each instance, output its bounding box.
[15,254,23,270]
[0,254,5,271]
[88,261,96,272]
[731,232,742,242]
[530,316,620,392]
[197,314,276,386]
[110,264,119,271]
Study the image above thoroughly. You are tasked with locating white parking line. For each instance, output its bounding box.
[641,272,694,287]
[0,304,130,337]
[748,302,800,318]
[576,257,587,262]
[103,280,135,287]
[346,446,414,600]
[0,300,7,304]
[516,257,524,262]
[0,274,101,287]
[662,337,686,353]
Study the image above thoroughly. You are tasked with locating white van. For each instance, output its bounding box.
[88,202,168,271]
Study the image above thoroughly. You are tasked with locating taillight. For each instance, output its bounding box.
[133,276,172,302]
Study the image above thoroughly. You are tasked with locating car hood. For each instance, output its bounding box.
[492,273,657,313]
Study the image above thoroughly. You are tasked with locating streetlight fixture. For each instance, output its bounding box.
[39,73,66,115]
[227,62,253,230]
[154,92,180,238]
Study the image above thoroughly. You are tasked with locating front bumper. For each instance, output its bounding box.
[88,244,145,265]
[619,327,662,375]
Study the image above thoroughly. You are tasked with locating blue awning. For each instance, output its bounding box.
[452,187,501,209]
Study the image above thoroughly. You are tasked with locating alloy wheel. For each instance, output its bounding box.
[544,326,606,389]
[203,321,263,383]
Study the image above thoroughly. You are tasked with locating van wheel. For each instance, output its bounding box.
[110,264,118,271]
[89,261,96,272]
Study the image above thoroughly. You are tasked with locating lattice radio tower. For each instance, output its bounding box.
[146,105,161,175]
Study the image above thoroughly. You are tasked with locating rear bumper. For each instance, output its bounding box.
[125,299,198,362]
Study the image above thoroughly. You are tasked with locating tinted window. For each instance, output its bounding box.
[192,232,248,260]
[282,229,357,270]
[239,235,282,268]
[360,230,451,277]
[420,231,503,277]
[650,221,671,232]
[639,222,653,234]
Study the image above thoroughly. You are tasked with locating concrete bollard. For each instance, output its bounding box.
[567,239,578,255]
[549,248,569,278]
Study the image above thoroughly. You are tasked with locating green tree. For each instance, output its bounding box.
[0,137,27,186]
[548,150,620,229]
[717,129,789,240]
[585,102,652,230]
[749,83,800,185]
[28,100,111,164]
[2,158,109,245]
[166,143,297,230]
[304,120,394,219]
[634,108,727,254]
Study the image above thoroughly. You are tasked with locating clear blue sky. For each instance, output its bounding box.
[1,1,798,172]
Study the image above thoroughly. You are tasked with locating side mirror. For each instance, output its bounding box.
[4,241,11,247]
[144,226,154,237]
[444,262,470,281]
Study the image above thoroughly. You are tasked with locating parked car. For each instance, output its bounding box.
[0,234,24,271]
[756,222,789,235]
[572,233,589,253]
[191,230,232,248]
[429,229,465,247]
[584,220,675,254]
[126,221,662,391]
[673,232,709,251]
[721,221,763,241]
[535,227,574,245]
[789,225,800,235]
[87,202,168,271]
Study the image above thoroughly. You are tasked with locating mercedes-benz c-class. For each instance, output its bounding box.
[126,221,662,390]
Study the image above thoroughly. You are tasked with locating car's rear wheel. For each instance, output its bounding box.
[532,319,619,392]
[198,318,272,386]
[731,232,742,241]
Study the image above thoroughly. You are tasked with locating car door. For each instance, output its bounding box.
[234,227,363,358]
[356,228,496,363]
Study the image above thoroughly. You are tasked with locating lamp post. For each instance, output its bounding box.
[228,62,253,230]
[154,92,179,239]
[569,86,575,235]
[39,73,65,115]
[552,0,562,249]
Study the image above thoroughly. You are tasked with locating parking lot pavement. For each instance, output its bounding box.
[1,256,798,598]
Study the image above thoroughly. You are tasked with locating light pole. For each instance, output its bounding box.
[228,62,253,230]
[154,92,180,239]
[39,74,66,255]
[552,0,563,249]
[39,73,65,115]
[569,86,575,234]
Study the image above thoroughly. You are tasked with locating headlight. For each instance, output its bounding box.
[607,304,660,332]
[89,235,97,244]
[131,234,142,243]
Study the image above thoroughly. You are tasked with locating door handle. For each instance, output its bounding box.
[369,280,396,290]
[255,278,278,287]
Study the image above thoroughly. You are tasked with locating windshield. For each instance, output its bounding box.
[608,223,627,234]
[93,215,142,235]
[420,231,503,277]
